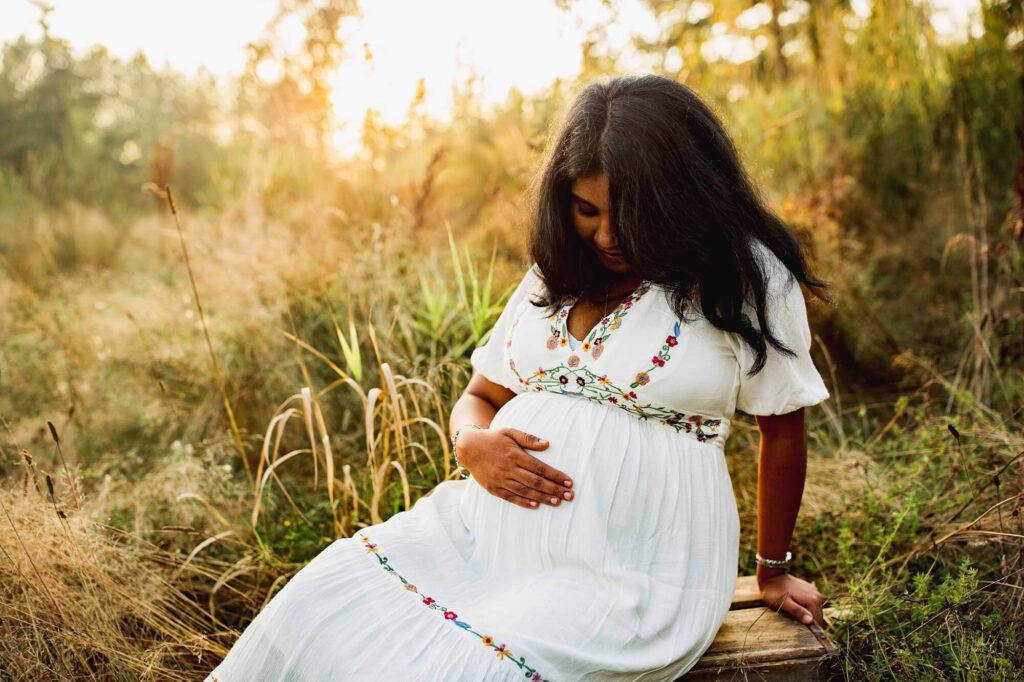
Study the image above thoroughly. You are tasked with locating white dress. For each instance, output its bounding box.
[203,238,830,681]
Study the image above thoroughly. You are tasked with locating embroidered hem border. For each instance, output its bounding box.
[357,533,551,681]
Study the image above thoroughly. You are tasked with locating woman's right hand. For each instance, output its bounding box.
[456,427,574,510]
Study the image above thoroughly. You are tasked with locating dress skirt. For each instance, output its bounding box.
[204,389,741,681]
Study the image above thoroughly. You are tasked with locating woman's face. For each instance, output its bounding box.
[570,173,632,274]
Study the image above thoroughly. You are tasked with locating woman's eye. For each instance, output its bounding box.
[576,205,598,217]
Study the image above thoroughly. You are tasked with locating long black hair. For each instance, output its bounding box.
[524,73,832,378]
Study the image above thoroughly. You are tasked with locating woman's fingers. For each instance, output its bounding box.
[511,450,574,490]
[805,590,825,627]
[502,476,568,507]
[785,595,815,625]
[508,467,572,505]
[776,594,815,626]
[496,486,544,510]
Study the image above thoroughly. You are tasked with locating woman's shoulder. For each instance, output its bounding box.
[749,237,795,289]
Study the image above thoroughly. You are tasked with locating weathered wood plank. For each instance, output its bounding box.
[685,655,833,681]
[683,576,842,681]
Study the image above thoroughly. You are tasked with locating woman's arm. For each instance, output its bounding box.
[754,407,825,627]
[447,373,573,509]
[449,373,515,436]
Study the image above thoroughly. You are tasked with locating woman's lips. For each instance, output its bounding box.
[598,247,623,261]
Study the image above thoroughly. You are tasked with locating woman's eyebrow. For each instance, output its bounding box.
[570,192,597,207]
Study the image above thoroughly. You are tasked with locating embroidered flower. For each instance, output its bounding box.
[546,335,559,350]
[666,335,678,347]
[576,376,585,387]
[559,337,568,347]
[567,354,580,368]
[688,415,703,425]
[559,375,568,385]
[591,344,603,359]
[608,396,618,404]
[360,534,547,680]
[598,375,610,385]
[651,355,665,367]
[581,341,591,351]
[635,371,650,386]
[532,674,542,681]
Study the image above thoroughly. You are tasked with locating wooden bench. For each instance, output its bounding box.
[683,576,842,680]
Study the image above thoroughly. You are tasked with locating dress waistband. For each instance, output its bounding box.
[536,386,729,449]
[641,407,729,448]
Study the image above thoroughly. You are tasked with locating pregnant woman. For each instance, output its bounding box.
[204,74,831,681]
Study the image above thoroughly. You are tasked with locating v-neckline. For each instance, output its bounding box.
[558,279,652,350]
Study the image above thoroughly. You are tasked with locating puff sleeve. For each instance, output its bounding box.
[469,263,543,394]
[727,242,831,416]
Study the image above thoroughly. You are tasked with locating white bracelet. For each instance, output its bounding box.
[755,550,792,569]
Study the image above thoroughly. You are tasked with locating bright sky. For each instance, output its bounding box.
[1,0,983,158]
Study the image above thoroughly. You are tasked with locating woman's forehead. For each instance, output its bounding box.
[571,174,608,204]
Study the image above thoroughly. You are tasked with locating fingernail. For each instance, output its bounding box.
[802,614,812,624]
[550,497,558,504]
[563,480,572,487]
[563,491,572,500]
[530,501,538,507]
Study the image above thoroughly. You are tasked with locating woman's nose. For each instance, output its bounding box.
[594,220,618,251]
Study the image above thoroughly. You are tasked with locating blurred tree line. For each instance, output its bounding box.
[0,0,1019,229]
[0,0,362,218]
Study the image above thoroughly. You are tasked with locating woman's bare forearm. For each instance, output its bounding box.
[448,393,499,440]
[755,431,808,584]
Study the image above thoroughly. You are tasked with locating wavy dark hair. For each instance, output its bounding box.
[524,74,832,378]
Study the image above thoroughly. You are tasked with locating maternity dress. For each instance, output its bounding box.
[203,237,831,681]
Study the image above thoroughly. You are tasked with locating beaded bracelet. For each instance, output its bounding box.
[450,423,483,478]
[755,550,792,570]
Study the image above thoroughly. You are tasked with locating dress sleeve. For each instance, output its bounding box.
[469,263,543,394]
[728,242,831,416]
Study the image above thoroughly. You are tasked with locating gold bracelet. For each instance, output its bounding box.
[450,424,483,478]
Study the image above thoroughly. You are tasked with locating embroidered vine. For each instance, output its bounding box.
[547,280,652,357]
[357,533,549,681]
[512,317,723,442]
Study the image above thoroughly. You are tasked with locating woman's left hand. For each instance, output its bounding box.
[757,571,825,628]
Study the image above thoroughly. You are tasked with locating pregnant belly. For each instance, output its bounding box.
[457,391,738,581]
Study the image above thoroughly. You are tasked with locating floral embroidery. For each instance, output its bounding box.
[505,284,724,443]
[509,317,725,442]
[357,533,550,681]
[550,282,652,353]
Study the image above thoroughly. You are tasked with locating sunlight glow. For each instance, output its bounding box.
[1,0,984,159]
